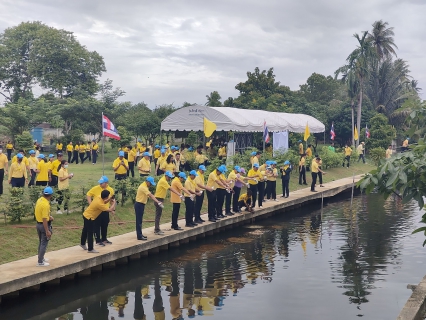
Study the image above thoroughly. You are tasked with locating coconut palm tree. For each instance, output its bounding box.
[368,20,398,61]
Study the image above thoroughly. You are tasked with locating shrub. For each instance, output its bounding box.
[15,131,34,151]
[7,187,31,222]
[369,147,386,165]
[319,147,342,169]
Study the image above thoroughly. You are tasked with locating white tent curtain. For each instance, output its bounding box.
[161,105,325,133]
[273,131,289,156]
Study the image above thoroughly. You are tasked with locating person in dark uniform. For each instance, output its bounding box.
[280,160,292,198]
[134,285,146,320]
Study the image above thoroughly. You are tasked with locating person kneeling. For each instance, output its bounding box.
[238,190,253,213]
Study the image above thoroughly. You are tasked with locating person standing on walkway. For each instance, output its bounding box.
[357,142,366,163]
[71,142,79,164]
[215,165,229,219]
[266,161,278,201]
[35,154,49,186]
[8,153,28,187]
[206,166,225,222]
[153,171,182,235]
[184,170,201,227]
[35,186,54,266]
[280,160,292,198]
[28,150,39,187]
[247,163,263,209]
[194,165,210,223]
[113,151,129,180]
[226,166,245,215]
[66,141,73,163]
[81,189,116,253]
[317,155,325,188]
[342,144,352,168]
[86,176,115,246]
[170,172,191,230]
[0,146,9,195]
[138,151,151,177]
[6,141,13,160]
[232,167,249,213]
[299,153,307,185]
[134,176,162,240]
[311,157,326,192]
[57,160,73,214]
[91,140,99,164]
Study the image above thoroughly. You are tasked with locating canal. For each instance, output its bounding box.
[1,193,424,320]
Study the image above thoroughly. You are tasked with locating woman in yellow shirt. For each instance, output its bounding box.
[85,141,92,163]
[66,142,73,163]
[78,141,86,164]
[71,143,79,164]
[91,140,99,164]
[57,160,73,214]
[6,141,13,160]
[35,154,49,186]
[299,154,307,185]
[127,145,137,178]
[161,154,176,173]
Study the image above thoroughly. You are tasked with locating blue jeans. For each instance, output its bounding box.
[134,202,145,239]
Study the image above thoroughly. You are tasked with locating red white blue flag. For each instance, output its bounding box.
[102,115,120,140]
[263,121,270,143]
[330,123,336,140]
[366,124,370,139]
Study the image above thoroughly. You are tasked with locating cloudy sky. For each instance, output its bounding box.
[0,0,424,107]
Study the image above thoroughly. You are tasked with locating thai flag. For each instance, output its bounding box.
[366,125,370,139]
[330,123,336,140]
[102,115,121,140]
[263,121,270,143]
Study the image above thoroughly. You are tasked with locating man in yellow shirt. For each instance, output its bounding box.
[311,157,325,192]
[153,171,182,234]
[0,145,9,195]
[81,190,116,253]
[127,145,136,177]
[299,154,307,185]
[91,140,99,164]
[357,142,365,164]
[342,144,352,168]
[205,166,226,222]
[184,170,202,227]
[306,145,313,158]
[35,187,54,266]
[86,176,115,246]
[56,141,63,153]
[218,144,226,160]
[194,165,211,223]
[9,153,28,187]
[195,149,209,166]
[84,141,92,163]
[138,151,151,177]
[78,142,86,164]
[153,145,161,167]
[266,161,279,201]
[134,177,162,240]
[28,150,39,187]
[156,149,167,176]
[225,166,245,215]
[113,151,129,180]
[71,143,79,164]
[298,140,304,155]
[35,154,49,186]
[49,153,63,187]
[6,141,13,160]
[386,145,393,159]
[402,137,409,152]
[247,163,263,209]
[66,141,73,163]
[251,151,261,168]
[238,189,253,212]
[170,172,191,230]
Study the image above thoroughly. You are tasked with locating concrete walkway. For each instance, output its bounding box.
[0,175,361,299]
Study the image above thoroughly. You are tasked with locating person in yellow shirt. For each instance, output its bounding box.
[194,165,210,223]
[218,144,226,160]
[135,177,162,240]
[247,163,263,209]
[402,137,409,152]
[170,172,192,230]
[9,153,28,187]
[138,152,151,177]
[113,151,129,180]
[49,153,63,187]
[71,143,79,164]
[184,170,202,227]
[160,154,176,174]
[84,141,92,163]
[35,154,49,186]
[153,144,161,166]
[78,141,86,164]
[342,144,352,168]
[299,154,307,185]
[155,149,167,176]
[306,145,313,158]
[28,150,39,187]
[6,141,14,160]
[386,145,393,159]
[12,150,30,170]
[280,160,292,198]
[266,161,279,201]
[0,145,9,195]
[91,140,99,164]
[206,166,228,222]
[127,145,137,178]
[195,149,209,166]
[35,187,54,266]
[56,140,63,153]
[66,141,73,163]
[311,157,325,192]
[81,190,116,253]
[298,140,304,155]
[226,166,245,215]
[357,142,365,164]
[238,189,253,212]
[57,160,73,214]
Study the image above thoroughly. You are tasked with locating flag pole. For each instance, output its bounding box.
[263,119,265,152]
[102,112,105,176]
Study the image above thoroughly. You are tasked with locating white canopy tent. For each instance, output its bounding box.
[161,105,325,133]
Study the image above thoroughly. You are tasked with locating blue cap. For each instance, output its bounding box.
[118,151,125,157]
[253,163,259,168]
[162,145,167,149]
[16,153,24,159]
[165,171,174,178]
[198,165,206,171]
[188,147,194,151]
[284,160,290,165]
[48,154,55,158]
[37,154,45,159]
[142,152,151,157]
[234,165,241,172]
[98,176,109,184]
[155,144,160,148]
[272,161,277,165]
[298,140,302,142]
[170,146,175,150]
[178,172,187,179]
[189,170,198,176]
[160,148,166,153]
[265,160,273,165]
[218,166,226,174]
[43,187,54,195]
[29,150,35,155]
[251,151,257,156]
[146,176,156,186]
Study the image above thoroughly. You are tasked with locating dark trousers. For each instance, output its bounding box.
[92,150,98,163]
[154,197,164,231]
[57,189,69,210]
[318,171,323,185]
[86,151,91,161]
[258,181,265,207]
[115,173,127,180]
[232,186,241,212]
[194,192,204,221]
[282,179,290,197]
[71,151,79,164]
[216,188,226,217]
[358,154,365,163]
[79,153,85,164]
[311,172,318,191]
[134,202,145,239]
[36,223,49,263]
[49,175,58,187]
[249,184,258,208]
[206,190,216,219]
[185,197,194,225]
[11,177,25,188]
[36,181,48,186]
[81,216,95,251]
[225,190,232,213]
[342,156,350,168]
[6,149,12,160]
[95,211,109,243]
[128,162,135,177]
[0,168,4,195]
[238,199,251,210]
[28,169,36,187]
[171,203,180,228]
[299,166,306,184]
[67,151,72,163]
[266,180,276,200]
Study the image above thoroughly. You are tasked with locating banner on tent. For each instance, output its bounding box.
[273,131,289,156]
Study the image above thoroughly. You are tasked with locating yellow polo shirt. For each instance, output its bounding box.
[79,144,86,153]
[195,153,207,164]
[9,161,27,179]
[153,149,161,159]
[251,156,259,167]
[83,196,109,220]
[28,156,38,170]
[247,169,262,185]
[386,148,392,159]
[92,143,99,151]
[206,171,220,189]
[51,159,61,176]
[344,147,352,156]
[267,168,278,181]
[58,168,69,190]
[184,177,196,197]
[312,160,319,173]
[238,193,252,205]
[12,155,29,166]
[36,161,49,182]
[113,158,129,175]
[136,181,151,204]
[6,143,13,150]
[66,144,73,152]
[299,157,306,167]
[299,143,304,154]
[138,158,151,174]
[35,197,50,222]
[128,149,136,162]
[170,177,183,203]
[194,170,205,187]
[74,145,80,151]
[0,153,7,169]
[87,185,115,198]
[154,176,170,198]
[56,143,63,150]
[161,161,175,172]
[157,155,167,167]
[228,170,237,189]
[306,147,312,158]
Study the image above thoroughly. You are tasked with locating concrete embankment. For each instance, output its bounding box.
[0,175,361,302]
[397,277,426,320]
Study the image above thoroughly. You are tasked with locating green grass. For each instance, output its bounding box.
[0,153,375,264]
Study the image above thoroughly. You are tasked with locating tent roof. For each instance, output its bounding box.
[161,105,325,133]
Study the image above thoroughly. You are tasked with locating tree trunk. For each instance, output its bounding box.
[356,78,363,148]
[351,101,355,147]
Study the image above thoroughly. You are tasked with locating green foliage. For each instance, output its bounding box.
[319,147,342,169]
[186,131,199,147]
[61,129,85,145]
[0,99,32,137]
[110,126,132,150]
[369,147,386,165]
[6,187,30,222]
[363,114,395,150]
[205,91,222,107]
[299,73,343,105]
[15,131,34,150]
[110,179,130,207]
[73,186,89,214]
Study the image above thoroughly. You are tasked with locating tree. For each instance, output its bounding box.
[363,114,396,150]
[0,99,32,137]
[205,91,222,107]
[15,131,33,150]
[368,20,398,61]
[299,73,342,105]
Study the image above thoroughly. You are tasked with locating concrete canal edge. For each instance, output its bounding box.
[397,276,426,320]
[0,175,362,303]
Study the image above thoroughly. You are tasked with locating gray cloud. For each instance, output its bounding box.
[0,0,424,107]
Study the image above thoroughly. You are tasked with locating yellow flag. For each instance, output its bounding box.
[354,126,359,141]
[303,122,310,141]
[203,117,217,138]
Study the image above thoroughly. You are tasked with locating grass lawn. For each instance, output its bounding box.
[0,152,375,264]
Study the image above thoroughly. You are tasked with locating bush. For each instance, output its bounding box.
[369,147,386,165]
[15,131,33,151]
[319,147,342,169]
[61,129,85,145]
[7,187,31,222]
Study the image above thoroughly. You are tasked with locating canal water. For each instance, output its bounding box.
[1,193,425,320]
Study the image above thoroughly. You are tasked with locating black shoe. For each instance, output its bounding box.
[303,183,308,185]
[173,227,183,231]
[215,216,221,220]
[208,218,217,222]
[310,190,317,192]
[218,214,226,218]
[199,218,205,222]
[137,236,148,241]
[194,219,203,224]
[185,224,195,228]
[191,222,198,226]
[285,196,289,198]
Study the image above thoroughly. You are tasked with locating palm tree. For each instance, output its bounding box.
[205,91,222,107]
[368,20,398,61]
